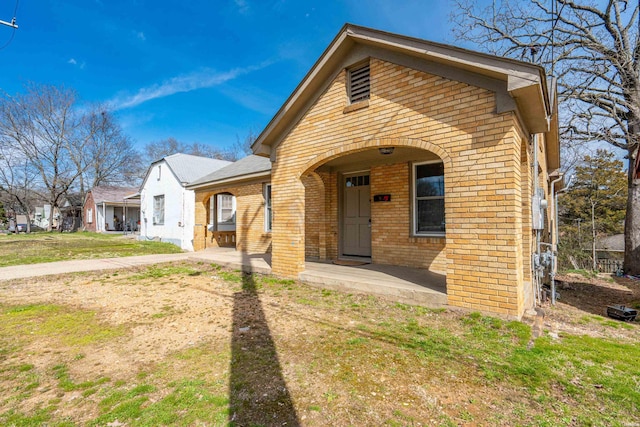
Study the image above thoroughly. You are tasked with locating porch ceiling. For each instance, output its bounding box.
[316,147,439,173]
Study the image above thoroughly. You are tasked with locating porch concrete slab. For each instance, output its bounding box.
[301,261,448,308]
[189,248,447,308]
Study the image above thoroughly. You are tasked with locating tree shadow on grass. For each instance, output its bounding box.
[228,268,299,426]
[555,274,640,317]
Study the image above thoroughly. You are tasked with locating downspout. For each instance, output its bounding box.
[102,202,106,233]
[549,173,564,305]
[533,134,541,305]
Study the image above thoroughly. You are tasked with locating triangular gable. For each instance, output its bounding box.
[138,153,231,191]
[252,23,557,162]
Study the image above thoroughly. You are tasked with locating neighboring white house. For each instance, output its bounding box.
[139,153,231,251]
[33,205,52,229]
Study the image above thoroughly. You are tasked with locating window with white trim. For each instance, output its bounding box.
[264,184,272,232]
[86,208,93,224]
[348,62,370,104]
[413,161,445,235]
[153,195,165,225]
[209,193,236,231]
[208,197,215,228]
[218,194,235,224]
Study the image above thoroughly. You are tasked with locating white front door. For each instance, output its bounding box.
[342,174,371,257]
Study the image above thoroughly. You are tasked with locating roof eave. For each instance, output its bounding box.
[124,192,141,200]
[187,171,271,191]
[509,81,548,134]
[98,200,141,206]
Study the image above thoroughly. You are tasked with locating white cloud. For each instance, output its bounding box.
[68,58,86,69]
[234,0,249,13]
[109,62,270,111]
[217,84,279,115]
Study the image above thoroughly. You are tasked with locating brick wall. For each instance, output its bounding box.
[267,56,541,317]
[303,174,322,259]
[83,192,96,232]
[370,163,447,273]
[193,181,271,253]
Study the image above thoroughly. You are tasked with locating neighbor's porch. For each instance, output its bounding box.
[189,247,447,308]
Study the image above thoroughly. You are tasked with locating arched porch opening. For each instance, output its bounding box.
[260,139,452,307]
[299,145,448,272]
[206,191,237,248]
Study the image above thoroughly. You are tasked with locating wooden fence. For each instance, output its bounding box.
[597,259,624,274]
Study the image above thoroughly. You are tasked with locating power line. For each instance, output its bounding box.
[0,27,15,50]
[0,0,19,50]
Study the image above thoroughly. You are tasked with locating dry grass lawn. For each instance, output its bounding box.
[0,261,638,426]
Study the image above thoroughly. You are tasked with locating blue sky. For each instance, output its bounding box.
[0,1,469,152]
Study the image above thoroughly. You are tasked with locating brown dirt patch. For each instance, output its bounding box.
[541,273,640,339]
[0,262,638,426]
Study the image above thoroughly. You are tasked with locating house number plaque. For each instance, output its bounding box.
[373,194,391,202]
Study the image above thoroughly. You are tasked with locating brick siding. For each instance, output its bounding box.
[193,181,271,253]
[267,57,539,318]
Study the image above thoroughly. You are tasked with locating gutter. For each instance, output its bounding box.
[187,171,271,191]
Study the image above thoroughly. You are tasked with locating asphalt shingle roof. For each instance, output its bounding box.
[90,186,139,203]
[188,155,271,187]
[163,153,232,184]
[596,234,624,252]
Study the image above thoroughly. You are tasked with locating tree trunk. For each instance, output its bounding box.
[624,146,640,275]
[592,201,597,271]
[46,205,53,232]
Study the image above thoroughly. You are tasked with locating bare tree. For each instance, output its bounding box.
[225,129,256,161]
[0,147,39,233]
[0,84,85,230]
[79,107,142,191]
[143,137,187,163]
[0,85,96,230]
[142,136,243,164]
[453,0,640,274]
[190,142,227,159]
[0,84,142,231]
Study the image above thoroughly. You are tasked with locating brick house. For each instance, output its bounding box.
[189,24,560,319]
[83,186,140,232]
[188,155,272,253]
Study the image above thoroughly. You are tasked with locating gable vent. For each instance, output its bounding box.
[348,63,370,104]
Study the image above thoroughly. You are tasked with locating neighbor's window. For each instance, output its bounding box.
[86,208,93,224]
[264,184,272,232]
[157,165,162,181]
[153,195,165,225]
[348,62,370,104]
[413,161,445,235]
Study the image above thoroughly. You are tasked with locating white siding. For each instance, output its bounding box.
[104,206,115,231]
[139,161,196,251]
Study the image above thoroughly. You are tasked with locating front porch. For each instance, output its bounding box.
[188,248,447,308]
